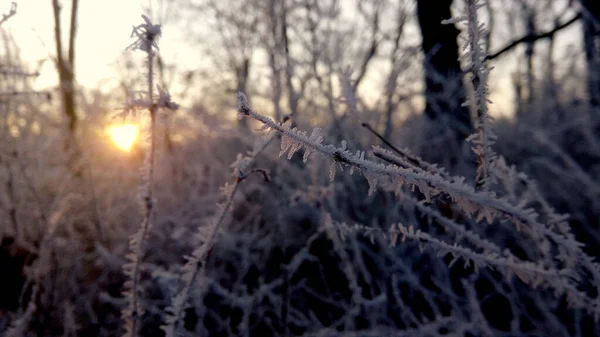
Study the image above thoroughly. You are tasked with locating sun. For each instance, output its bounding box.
[107,124,139,151]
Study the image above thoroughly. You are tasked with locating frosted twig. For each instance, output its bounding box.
[238,92,546,237]
[162,132,275,337]
[121,14,177,337]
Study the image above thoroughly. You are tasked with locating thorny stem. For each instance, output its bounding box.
[171,180,241,330]
[166,173,266,336]
[361,123,409,162]
[165,139,273,336]
[237,93,581,250]
[361,122,446,177]
[126,48,156,337]
[463,0,495,191]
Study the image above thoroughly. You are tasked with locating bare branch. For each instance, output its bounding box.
[487,12,582,61]
[0,2,17,27]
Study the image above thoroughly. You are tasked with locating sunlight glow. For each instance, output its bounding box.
[107,124,139,151]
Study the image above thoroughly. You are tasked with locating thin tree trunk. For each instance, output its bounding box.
[583,12,600,107]
[523,3,536,106]
[237,58,250,130]
[513,72,523,117]
[353,1,381,91]
[267,0,283,122]
[52,0,78,136]
[383,6,407,140]
[282,0,298,124]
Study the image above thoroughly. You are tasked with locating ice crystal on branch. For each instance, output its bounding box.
[445,0,497,190]
[156,85,179,111]
[236,90,600,319]
[127,15,161,54]
[120,14,177,337]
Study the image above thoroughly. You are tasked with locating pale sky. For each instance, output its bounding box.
[1,0,586,118]
[4,0,190,91]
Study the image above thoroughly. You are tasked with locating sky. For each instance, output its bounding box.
[1,0,586,119]
[4,0,189,91]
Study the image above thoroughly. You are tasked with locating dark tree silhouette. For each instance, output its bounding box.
[581,0,600,106]
[416,0,472,141]
[52,0,79,135]
[581,0,600,20]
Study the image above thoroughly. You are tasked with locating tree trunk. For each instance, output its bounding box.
[416,0,472,140]
[582,0,600,107]
[281,0,298,125]
[236,58,250,129]
[383,7,406,140]
[52,0,78,136]
[523,3,536,106]
[267,0,283,122]
[581,0,600,21]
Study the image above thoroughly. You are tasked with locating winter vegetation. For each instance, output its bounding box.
[1,0,600,336]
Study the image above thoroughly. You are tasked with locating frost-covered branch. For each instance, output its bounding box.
[237,90,600,318]
[333,220,600,318]
[161,181,241,337]
[162,133,274,337]
[238,92,549,239]
[445,0,497,190]
[120,15,177,337]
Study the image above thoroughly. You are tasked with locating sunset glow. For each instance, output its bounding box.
[107,124,139,151]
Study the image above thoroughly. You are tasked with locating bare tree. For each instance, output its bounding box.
[382,1,410,140]
[52,0,79,136]
[281,0,301,124]
[190,0,261,129]
[300,0,343,125]
[264,0,285,122]
[521,0,537,105]
[353,0,384,91]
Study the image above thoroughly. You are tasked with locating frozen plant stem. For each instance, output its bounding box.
[464,0,496,190]
[443,0,497,190]
[163,139,274,337]
[121,15,169,337]
[162,181,241,337]
[236,92,595,266]
[127,50,156,337]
